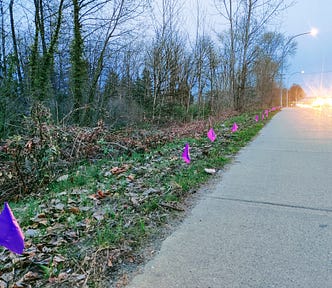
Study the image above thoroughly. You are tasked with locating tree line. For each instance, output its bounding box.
[0,0,299,138]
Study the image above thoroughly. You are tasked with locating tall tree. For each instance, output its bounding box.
[215,0,288,110]
[30,0,65,102]
[288,84,305,105]
[253,32,283,107]
[70,0,88,124]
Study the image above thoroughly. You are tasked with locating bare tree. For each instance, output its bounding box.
[68,0,149,124]
[146,0,193,121]
[253,32,283,107]
[215,0,289,110]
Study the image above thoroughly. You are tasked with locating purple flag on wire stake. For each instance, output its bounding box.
[255,115,259,122]
[182,143,190,164]
[261,113,265,120]
[231,122,238,132]
[207,128,216,142]
[0,202,25,254]
[265,110,269,117]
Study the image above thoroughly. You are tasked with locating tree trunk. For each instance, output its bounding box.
[9,0,23,90]
[0,0,6,79]
[71,0,87,124]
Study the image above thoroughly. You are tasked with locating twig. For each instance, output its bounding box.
[70,131,84,158]
[159,202,185,212]
[107,141,134,153]
[59,105,89,126]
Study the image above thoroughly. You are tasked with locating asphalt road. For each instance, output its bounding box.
[126,107,332,288]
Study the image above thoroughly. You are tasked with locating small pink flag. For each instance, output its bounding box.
[207,128,216,142]
[182,143,190,164]
[255,115,259,122]
[0,202,25,254]
[231,122,238,133]
[265,110,269,117]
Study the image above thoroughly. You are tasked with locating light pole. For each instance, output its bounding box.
[279,28,318,107]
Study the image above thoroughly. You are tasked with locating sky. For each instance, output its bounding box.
[281,0,332,97]
[181,0,332,97]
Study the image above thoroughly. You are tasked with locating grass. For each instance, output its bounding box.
[2,109,277,287]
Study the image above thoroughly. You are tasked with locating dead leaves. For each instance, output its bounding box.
[110,164,131,175]
[88,189,111,200]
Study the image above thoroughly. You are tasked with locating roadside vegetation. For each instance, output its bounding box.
[0,109,278,287]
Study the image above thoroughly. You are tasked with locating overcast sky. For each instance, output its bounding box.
[181,0,332,97]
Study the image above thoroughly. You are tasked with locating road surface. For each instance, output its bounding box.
[126,107,332,288]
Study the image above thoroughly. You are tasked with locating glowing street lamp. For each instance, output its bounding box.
[310,27,319,37]
[279,28,318,107]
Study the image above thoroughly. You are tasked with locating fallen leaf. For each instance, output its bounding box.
[88,190,110,200]
[31,215,48,226]
[97,190,105,198]
[110,164,130,175]
[12,282,25,288]
[108,249,121,267]
[130,197,139,206]
[68,206,80,214]
[37,213,46,218]
[127,257,134,263]
[116,274,128,288]
[48,272,68,284]
[22,271,40,281]
[25,140,33,151]
[93,211,105,221]
[53,255,66,264]
[127,174,135,181]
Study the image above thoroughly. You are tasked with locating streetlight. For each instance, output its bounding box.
[279,28,318,107]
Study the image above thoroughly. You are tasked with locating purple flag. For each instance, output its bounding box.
[261,113,265,120]
[231,122,238,133]
[207,128,216,142]
[265,110,269,117]
[255,115,259,122]
[182,143,190,164]
[0,202,25,254]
